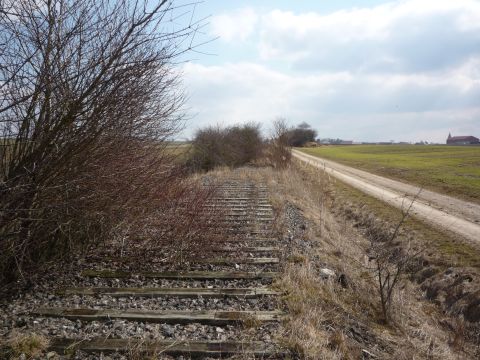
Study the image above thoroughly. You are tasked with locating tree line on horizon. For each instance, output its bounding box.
[189,120,317,171]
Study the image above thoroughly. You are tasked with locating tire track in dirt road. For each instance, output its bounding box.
[293,149,480,244]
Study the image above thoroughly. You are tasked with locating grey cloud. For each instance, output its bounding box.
[386,14,480,72]
[309,111,480,143]
[182,62,480,141]
[261,5,480,74]
[287,75,480,115]
[184,1,480,142]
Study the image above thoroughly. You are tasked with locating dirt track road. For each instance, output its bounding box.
[293,149,480,244]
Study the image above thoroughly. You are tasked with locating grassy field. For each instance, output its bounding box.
[165,142,192,162]
[299,145,480,204]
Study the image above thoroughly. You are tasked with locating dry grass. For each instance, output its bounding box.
[277,262,365,359]
[1,331,49,359]
[236,163,477,359]
[124,338,162,360]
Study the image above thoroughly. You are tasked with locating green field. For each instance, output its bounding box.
[299,145,480,204]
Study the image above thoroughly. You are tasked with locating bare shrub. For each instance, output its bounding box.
[190,123,263,171]
[365,194,424,324]
[189,126,227,171]
[286,122,318,147]
[227,124,264,166]
[338,196,425,324]
[266,118,291,169]
[0,0,206,288]
[118,175,225,266]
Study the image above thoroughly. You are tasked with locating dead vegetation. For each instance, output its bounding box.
[86,175,226,270]
[189,117,298,172]
[0,0,217,293]
[189,123,264,171]
[334,177,480,347]
[1,332,49,359]
[239,162,479,359]
[364,192,425,324]
[264,118,292,169]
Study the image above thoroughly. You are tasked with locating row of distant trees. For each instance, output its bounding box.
[189,120,317,171]
[285,122,318,147]
[189,124,264,171]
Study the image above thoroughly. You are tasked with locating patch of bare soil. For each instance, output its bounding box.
[420,267,480,345]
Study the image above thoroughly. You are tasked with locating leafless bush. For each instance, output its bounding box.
[102,173,224,268]
[190,123,264,171]
[266,118,291,169]
[286,122,317,147]
[366,194,423,323]
[0,0,208,288]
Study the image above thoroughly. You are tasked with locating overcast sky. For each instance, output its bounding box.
[179,0,480,143]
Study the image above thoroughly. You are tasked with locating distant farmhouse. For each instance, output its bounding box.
[446,133,479,145]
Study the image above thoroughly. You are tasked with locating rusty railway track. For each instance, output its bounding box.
[31,180,288,358]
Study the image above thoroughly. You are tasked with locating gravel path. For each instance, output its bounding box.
[293,149,480,243]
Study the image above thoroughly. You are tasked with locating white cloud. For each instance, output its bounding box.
[182,61,480,142]
[191,1,480,141]
[256,0,480,73]
[210,8,258,42]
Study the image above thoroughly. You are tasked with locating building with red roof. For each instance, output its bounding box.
[446,133,479,145]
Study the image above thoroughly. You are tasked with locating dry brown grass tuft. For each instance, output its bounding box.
[2,331,49,359]
[278,262,357,359]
